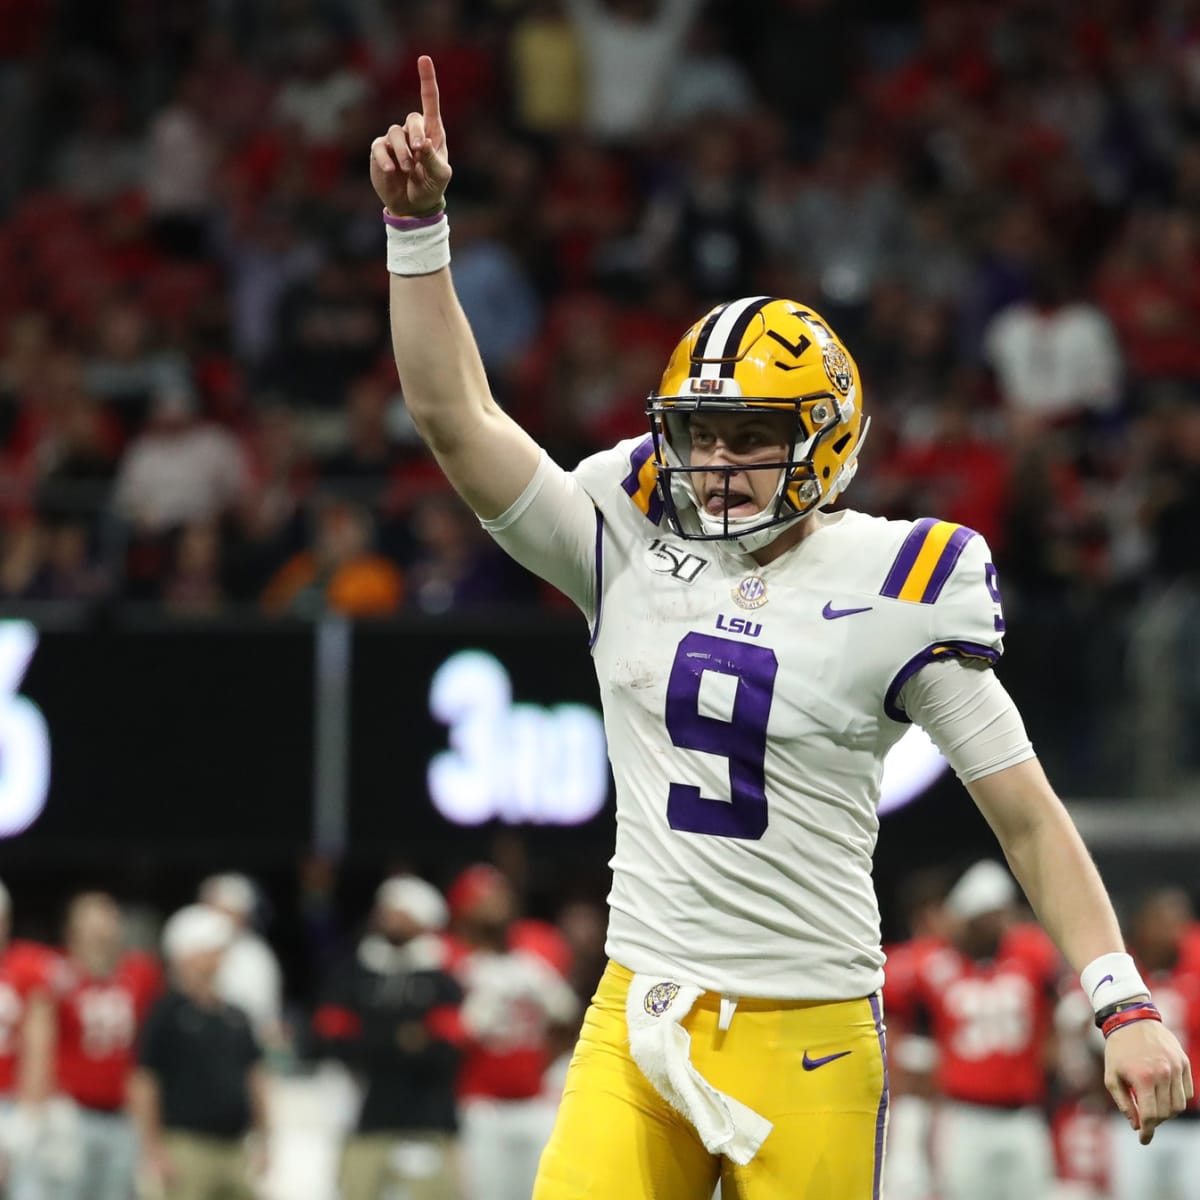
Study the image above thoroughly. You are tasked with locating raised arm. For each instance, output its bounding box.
[369,56,540,520]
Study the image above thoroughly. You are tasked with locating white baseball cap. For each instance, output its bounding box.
[945,860,1017,921]
[199,873,257,916]
[162,904,236,962]
[375,876,449,932]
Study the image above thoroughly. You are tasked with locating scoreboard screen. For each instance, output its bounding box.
[0,617,992,879]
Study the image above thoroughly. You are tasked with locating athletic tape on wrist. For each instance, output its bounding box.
[384,208,450,276]
[1081,952,1149,1015]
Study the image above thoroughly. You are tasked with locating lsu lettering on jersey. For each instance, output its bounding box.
[564,436,1007,1000]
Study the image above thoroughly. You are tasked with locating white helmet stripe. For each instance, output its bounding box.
[694,295,772,382]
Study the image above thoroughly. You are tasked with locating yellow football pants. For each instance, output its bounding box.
[534,961,888,1200]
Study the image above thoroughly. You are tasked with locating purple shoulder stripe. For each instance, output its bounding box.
[880,518,938,599]
[588,509,604,653]
[620,436,655,496]
[883,640,1002,723]
[920,525,977,604]
[620,436,665,525]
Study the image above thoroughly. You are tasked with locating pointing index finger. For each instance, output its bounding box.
[418,55,444,145]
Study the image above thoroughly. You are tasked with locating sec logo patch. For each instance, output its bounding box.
[732,575,768,609]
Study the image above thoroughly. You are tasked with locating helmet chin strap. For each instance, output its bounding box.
[688,417,871,552]
[684,470,799,554]
[713,513,800,555]
[677,423,824,554]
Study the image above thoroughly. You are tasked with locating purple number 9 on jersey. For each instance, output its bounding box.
[664,633,779,840]
[985,562,1006,633]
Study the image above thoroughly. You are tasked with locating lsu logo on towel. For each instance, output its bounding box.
[644,982,681,1016]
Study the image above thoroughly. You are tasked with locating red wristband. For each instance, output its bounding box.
[1101,1001,1162,1039]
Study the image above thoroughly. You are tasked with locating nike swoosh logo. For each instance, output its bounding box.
[822,602,873,620]
[802,1049,853,1071]
[1091,974,1114,997]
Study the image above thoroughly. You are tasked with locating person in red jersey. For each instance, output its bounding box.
[1053,1087,1114,1200]
[51,892,163,1200]
[0,877,62,1200]
[443,865,577,1200]
[883,860,1065,1200]
[1051,990,1114,1200]
[882,869,952,1200]
[1109,889,1200,1200]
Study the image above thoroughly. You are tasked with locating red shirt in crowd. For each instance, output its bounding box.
[1052,1096,1112,1195]
[445,920,575,1103]
[884,924,1062,1107]
[0,940,61,1095]
[1136,947,1200,1114]
[55,951,163,1111]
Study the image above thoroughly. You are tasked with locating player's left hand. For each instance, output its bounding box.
[1104,1019,1194,1144]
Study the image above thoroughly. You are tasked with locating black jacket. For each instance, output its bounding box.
[309,933,462,1133]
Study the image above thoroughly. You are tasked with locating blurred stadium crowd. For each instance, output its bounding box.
[1,0,1199,618]
[0,865,597,1200]
[0,862,1197,1200]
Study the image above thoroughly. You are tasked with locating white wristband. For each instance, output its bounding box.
[384,208,450,276]
[1080,952,1149,1014]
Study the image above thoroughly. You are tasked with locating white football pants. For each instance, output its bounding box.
[934,1100,1055,1200]
[459,1097,556,1200]
[1109,1114,1200,1200]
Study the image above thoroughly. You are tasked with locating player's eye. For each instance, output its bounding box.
[734,430,772,452]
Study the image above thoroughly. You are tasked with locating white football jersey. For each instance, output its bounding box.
[486,437,1006,1000]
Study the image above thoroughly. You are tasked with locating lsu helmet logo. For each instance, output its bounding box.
[644,981,681,1016]
[687,378,727,394]
[822,344,854,395]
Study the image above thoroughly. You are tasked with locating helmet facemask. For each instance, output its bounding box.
[648,391,864,553]
[645,297,868,552]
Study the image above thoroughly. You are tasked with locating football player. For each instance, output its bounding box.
[0,877,62,1199]
[883,860,1064,1199]
[52,892,164,1200]
[368,57,1193,1198]
[443,866,578,1200]
[880,868,952,1200]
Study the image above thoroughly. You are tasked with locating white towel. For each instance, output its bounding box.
[625,973,773,1165]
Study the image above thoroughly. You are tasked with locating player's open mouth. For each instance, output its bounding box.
[705,490,757,517]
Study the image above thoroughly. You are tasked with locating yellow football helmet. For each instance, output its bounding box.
[647,296,868,551]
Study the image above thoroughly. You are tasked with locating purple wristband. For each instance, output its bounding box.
[383,207,445,230]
